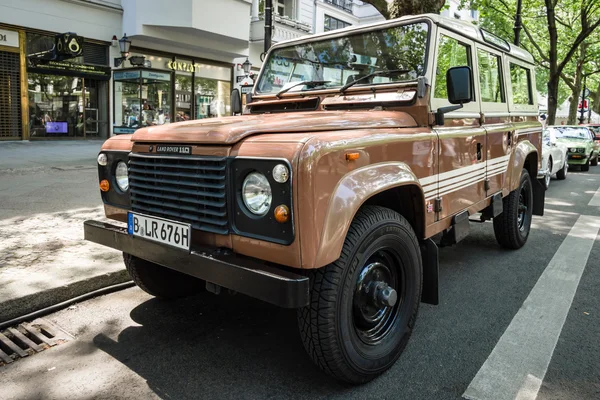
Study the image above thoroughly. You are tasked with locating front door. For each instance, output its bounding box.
[431,30,486,220]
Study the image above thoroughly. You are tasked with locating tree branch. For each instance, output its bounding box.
[359,0,390,19]
[522,24,550,63]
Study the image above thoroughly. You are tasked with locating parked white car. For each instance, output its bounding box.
[539,128,569,188]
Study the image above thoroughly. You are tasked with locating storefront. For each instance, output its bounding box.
[0,25,111,140]
[113,49,233,134]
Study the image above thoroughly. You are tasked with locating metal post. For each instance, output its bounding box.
[264,0,273,54]
[580,75,587,124]
[513,0,523,46]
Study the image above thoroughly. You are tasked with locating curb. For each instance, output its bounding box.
[0,269,131,323]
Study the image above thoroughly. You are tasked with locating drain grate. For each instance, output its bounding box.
[0,318,72,365]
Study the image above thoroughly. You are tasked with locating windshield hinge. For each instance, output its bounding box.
[417,76,428,98]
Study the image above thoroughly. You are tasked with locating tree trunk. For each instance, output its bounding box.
[545,0,559,125]
[567,43,587,124]
[592,82,600,115]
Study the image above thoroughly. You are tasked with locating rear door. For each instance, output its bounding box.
[431,30,486,220]
[474,45,511,196]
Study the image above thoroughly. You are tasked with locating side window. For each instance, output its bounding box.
[477,49,504,103]
[510,63,533,104]
[435,35,471,99]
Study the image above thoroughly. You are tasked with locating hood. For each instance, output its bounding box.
[131,111,418,144]
[556,137,590,147]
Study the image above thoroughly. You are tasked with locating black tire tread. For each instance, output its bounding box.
[556,160,567,180]
[297,205,421,384]
[493,170,532,249]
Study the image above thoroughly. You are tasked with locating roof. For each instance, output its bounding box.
[271,13,534,64]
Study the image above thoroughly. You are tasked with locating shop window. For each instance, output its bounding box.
[434,35,471,99]
[324,15,351,31]
[510,63,533,105]
[477,49,504,103]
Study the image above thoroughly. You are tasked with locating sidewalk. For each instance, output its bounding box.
[0,140,130,323]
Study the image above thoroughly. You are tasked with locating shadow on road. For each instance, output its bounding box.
[92,293,353,400]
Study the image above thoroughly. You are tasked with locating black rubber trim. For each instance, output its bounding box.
[83,220,309,308]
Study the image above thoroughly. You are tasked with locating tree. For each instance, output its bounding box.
[360,0,446,18]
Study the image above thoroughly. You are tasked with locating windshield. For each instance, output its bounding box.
[256,22,429,95]
[548,127,591,140]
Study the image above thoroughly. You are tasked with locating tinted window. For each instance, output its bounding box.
[435,35,471,99]
[510,63,533,104]
[477,49,504,103]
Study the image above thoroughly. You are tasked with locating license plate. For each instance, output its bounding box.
[127,212,191,251]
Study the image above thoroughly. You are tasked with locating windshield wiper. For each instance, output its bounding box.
[339,69,410,93]
[276,80,330,98]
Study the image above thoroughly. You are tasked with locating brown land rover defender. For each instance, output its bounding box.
[85,14,544,383]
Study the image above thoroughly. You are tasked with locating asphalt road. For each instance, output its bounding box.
[2,167,600,400]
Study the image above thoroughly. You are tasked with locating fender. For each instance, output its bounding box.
[509,140,538,192]
[509,139,544,216]
[101,134,134,152]
[312,162,425,269]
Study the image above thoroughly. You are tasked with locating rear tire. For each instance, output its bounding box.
[556,160,568,180]
[123,253,205,299]
[297,206,422,384]
[493,169,533,249]
[543,158,552,189]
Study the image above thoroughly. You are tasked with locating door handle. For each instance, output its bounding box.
[477,143,482,160]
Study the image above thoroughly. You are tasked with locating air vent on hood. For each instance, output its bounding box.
[248,97,319,114]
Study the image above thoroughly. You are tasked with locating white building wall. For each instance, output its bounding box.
[440,0,478,22]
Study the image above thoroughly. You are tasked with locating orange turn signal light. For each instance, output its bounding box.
[99,179,110,192]
[274,205,290,223]
[346,152,360,161]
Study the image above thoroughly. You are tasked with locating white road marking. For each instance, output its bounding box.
[587,184,600,206]
[463,215,600,400]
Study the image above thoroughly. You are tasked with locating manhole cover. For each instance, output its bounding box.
[0,318,73,366]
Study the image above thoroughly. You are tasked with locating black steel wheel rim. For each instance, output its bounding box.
[353,248,403,346]
[517,182,530,232]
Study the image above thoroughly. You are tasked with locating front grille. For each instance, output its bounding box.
[128,154,229,235]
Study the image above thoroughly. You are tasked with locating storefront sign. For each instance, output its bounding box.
[0,29,19,48]
[114,127,137,134]
[141,70,171,81]
[167,60,201,73]
[114,70,141,80]
[28,60,111,80]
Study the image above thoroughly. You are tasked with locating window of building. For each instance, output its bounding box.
[434,35,471,99]
[324,14,351,31]
[454,12,461,19]
[477,49,504,103]
[324,0,353,13]
[510,63,533,105]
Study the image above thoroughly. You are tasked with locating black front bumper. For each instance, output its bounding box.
[83,220,309,308]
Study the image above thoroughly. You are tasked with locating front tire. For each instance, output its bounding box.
[297,206,422,384]
[556,160,568,180]
[123,253,205,299]
[582,159,590,172]
[592,154,598,166]
[493,169,533,249]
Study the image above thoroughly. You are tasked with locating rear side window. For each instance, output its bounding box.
[477,49,504,103]
[435,35,471,99]
[510,63,532,104]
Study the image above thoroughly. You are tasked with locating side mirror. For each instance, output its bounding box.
[434,66,473,125]
[447,66,473,104]
[231,89,242,115]
[594,136,600,141]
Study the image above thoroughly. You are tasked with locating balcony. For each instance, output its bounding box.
[250,13,312,43]
[323,0,353,14]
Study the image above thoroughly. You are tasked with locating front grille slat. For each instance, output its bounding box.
[130,189,225,208]
[129,166,225,181]
[129,159,226,171]
[128,153,229,234]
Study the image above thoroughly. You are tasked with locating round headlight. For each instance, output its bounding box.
[272,163,289,183]
[97,153,108,166]
[242,172,272,215]
[115,161,129,191]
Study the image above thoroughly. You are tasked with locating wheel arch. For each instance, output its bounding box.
[511,141,544,216]
[311,162,426,269]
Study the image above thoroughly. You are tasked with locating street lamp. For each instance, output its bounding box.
[114,34,132,67]
[242,57,252,76]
